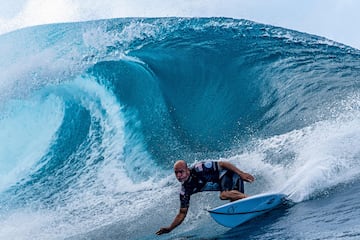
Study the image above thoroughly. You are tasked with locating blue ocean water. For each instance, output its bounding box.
[0,17,360,239]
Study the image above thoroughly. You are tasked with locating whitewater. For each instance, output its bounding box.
[1,15,360,240]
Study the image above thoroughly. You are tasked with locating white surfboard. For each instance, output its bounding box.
[208,193,286,228]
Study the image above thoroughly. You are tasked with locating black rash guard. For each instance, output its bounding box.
[179,161,222,208]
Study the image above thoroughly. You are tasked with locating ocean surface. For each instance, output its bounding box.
[0,17,360,240]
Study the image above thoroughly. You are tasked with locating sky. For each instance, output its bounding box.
[0,0,359,49]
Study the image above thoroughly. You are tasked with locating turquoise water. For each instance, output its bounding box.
[0,18,360,239]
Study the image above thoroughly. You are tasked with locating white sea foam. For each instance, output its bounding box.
[222,97,360,203]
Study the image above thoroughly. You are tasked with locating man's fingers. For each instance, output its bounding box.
[156,228,170,235]
[243,173,255,182]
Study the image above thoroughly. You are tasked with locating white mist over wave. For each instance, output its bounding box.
[0,0,195,34]
[1,0,360,49]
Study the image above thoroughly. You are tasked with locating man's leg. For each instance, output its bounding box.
[220,190,247,201]
[219,171,247,201]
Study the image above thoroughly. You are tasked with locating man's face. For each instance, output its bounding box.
[174,164,190,183]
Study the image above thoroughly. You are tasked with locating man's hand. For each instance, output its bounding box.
[240,172,255,183]
[156,227,171,235]
[156,208,188,235]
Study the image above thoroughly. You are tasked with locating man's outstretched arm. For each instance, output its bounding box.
[156,207,188,235]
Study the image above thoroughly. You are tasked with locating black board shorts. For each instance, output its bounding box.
[220,170,244,193]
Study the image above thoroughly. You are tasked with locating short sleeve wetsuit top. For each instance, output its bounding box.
[179,161,222,208]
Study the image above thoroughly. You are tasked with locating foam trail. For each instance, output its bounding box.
[283,117,360,202]
[236,111,360,202]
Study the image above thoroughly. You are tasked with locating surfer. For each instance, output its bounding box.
[156,160,254,235]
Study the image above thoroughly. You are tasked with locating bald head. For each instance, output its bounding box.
[174,160,187,169]
[174,160,190,183]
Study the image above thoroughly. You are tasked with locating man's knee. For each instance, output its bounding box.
[220,190,247,201]
[219,191,229,200]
